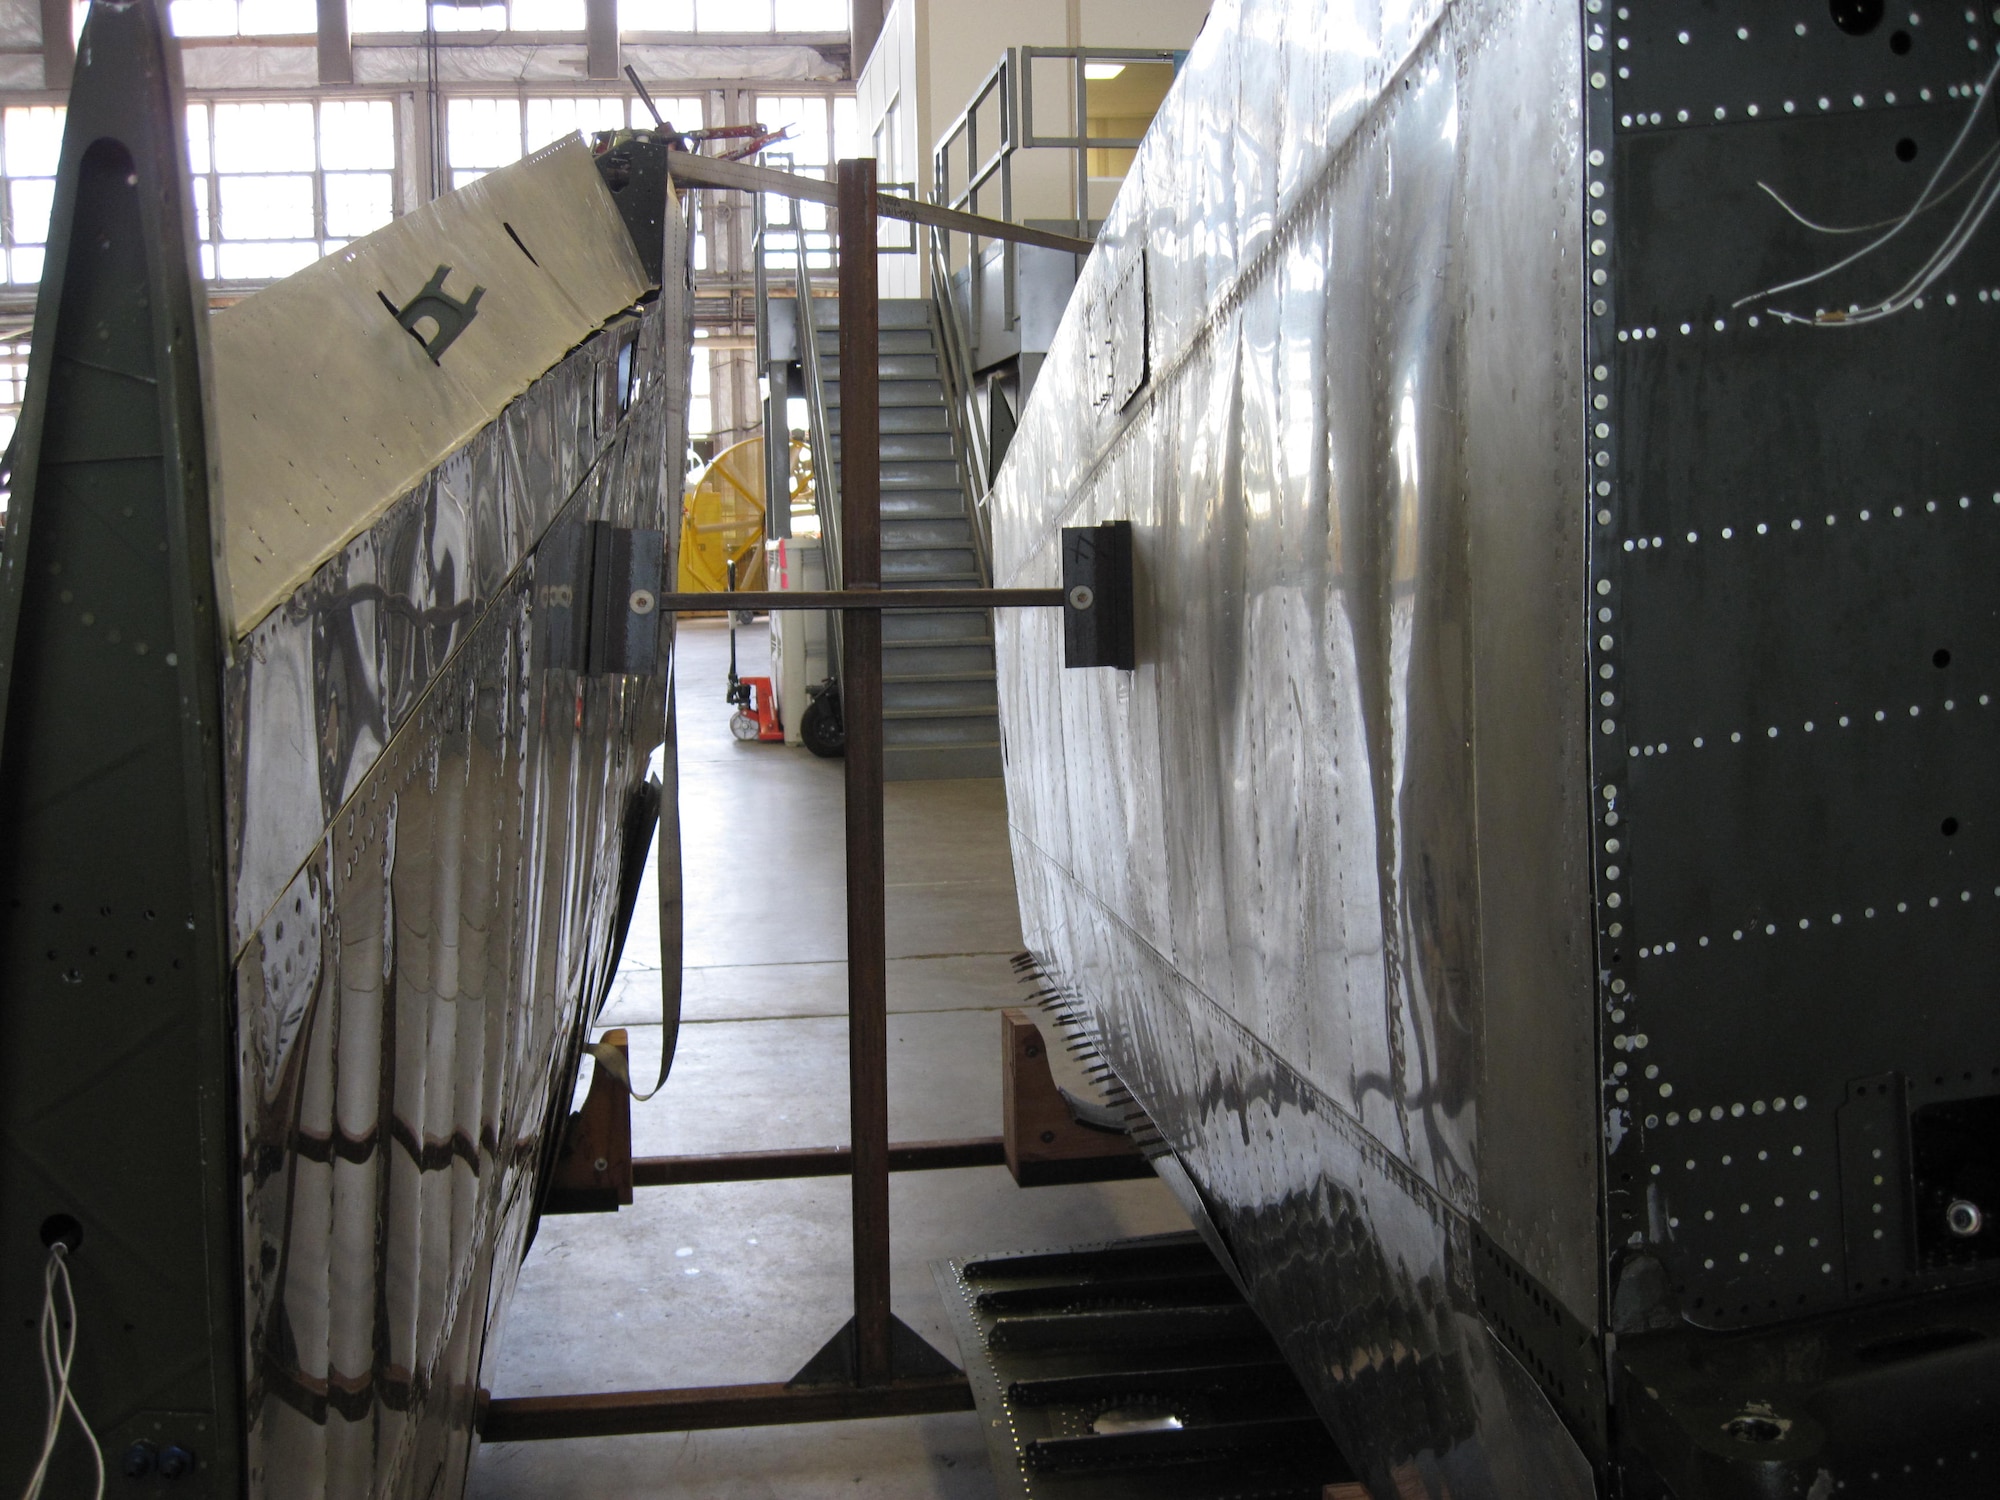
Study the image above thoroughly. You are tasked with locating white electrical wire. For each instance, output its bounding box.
[17,1244,105,1500]
[1734,52,2000,325]
[1756,139,2000,234]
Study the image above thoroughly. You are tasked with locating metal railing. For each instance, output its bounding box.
[793,226,845,687]
[930,46,1176,340]
[925,226,994,585]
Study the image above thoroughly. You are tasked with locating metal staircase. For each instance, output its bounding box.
[815,297,1002,781]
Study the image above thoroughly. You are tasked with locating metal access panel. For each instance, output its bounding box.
[1593,0,2000,1325]
[1589,6,2000,1490]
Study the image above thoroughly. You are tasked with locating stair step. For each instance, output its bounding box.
[814,298,931,330]
[883,668,999,686]
[879,432,955,461]
[823,354,940,382]
[825,377,945,407]
[835,462,964,492]
[885,679,1000,712]
[881,519,974,548]
[829,407,950,435]
[882,567,982,586]
[886,703,1001,722]
[882,549,979,578]
[881,491,971,520]
[884,742,1003,781]
[816,328,932,355]
[879,643,996,673]
[882,610,992,643]
[880,462,963,489]
[885,712,1003,748]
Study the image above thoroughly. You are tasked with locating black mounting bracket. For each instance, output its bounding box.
[1061,520,1136,671]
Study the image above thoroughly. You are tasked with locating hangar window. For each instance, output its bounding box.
[445,93,703,191]
[168,0,317,37]
[0,340,28,456]
[754,92,862,270]
[186,98,399,283]
[619,0,849,30]
[339,0,588,30]
[0,105,62,287]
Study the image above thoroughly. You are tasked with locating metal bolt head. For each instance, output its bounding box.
[1947,1199,1984,1238]
[158,1444,196,1480]
[593,1157,610,1173]
[1067,584,1095,612]
[123,1441,157,1478]
[1039,1130,1057,1144]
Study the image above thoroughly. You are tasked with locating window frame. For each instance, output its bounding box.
[185,94,405,287]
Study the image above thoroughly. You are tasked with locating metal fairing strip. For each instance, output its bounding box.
[227,279,689,1495]
[989,0,1601,1490]
[0,1,245,1495]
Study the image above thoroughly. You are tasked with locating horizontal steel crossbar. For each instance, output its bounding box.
[631,1137,1008,1186]
[661,588,1063,612]
[480,1375,976,1441]
[664,151,1095,255]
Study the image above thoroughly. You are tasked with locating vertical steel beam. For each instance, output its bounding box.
[317,0,354,84]
[39,0,73,90]
[835,156,889,1386]
[585,0,618,80]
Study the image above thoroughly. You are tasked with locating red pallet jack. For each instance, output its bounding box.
[725,560,784,743]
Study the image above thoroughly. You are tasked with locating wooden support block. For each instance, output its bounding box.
[1323,1485,1371,1500]
[543,1029,634,1214]
[1001,1008,1152,1187]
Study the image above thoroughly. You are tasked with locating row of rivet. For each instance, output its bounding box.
[1621,691,1994,754]
[1624,886,2000,963]
[1594,2,1998,128]
[1618,79,1987,129]
[1585,5,1639,1207]
[1606,490,2000,543]
[1618,286,1997,341]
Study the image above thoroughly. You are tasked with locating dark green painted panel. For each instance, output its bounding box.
[0,1,240,1494]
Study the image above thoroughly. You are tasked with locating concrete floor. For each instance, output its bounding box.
[472,618,1190,1499]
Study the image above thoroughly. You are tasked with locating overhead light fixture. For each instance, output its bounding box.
[1083,62,1126,80]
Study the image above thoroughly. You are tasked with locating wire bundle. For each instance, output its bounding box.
[17,1243,104,1500]
[1736,51,2000,326]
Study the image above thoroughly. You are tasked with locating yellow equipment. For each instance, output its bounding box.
[678,435,817,594]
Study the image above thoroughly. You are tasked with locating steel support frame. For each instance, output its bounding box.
[480,160,1070,1445]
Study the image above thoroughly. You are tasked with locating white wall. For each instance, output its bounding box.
[854,0,1210,294]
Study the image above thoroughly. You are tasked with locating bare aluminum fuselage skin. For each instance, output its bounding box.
[990,0,2000,1492]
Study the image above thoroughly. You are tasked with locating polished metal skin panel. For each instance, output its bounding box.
[226,257,688,1495]
[990,0,1597,1489]
[995,0,2000,1490]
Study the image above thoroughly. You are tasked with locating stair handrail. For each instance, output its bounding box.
[793,230,844,687]
[926,223,995,588]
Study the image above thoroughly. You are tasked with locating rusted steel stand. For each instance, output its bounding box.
[836,154,897,1383]
[480,158,1077,1444]
[782,157,962,1391]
